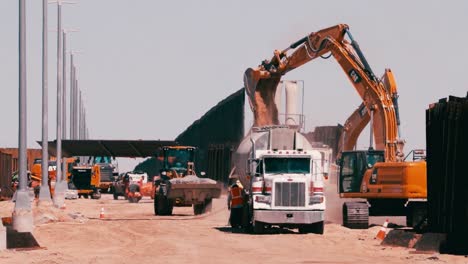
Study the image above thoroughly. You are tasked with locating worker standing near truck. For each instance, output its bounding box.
[227,176,244,229]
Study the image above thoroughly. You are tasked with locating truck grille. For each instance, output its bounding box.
[274,182,306,207]
[100,167,113,182]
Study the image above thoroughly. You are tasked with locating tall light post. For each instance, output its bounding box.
[39,0,52,205]
[53,0,64,208]
[69,51,82,139]
[51,0,75,208]
[62,29,78,139]
[13,0,33,232]
[70,54,75,139]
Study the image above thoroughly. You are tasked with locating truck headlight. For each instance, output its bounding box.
[255,195,271,204]
[309,195,324,205]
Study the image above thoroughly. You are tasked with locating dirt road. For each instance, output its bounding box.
[0,192,465,264]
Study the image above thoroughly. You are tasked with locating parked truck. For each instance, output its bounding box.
[230,126,331,234]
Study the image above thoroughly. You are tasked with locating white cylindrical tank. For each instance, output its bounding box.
[230,127,314,190]
[285,81,299,127]
[274,82,283,116]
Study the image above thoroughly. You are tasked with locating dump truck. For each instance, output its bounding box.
[70,165,101,199]
[153,146,222,216]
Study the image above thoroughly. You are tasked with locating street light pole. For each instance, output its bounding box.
[62,30,67,139]
[62,30,78,140]
[70,54,74,139]
[74,77,78,139]
[13,0,33,232]
[39,0,52,205]
[53,1,65,208]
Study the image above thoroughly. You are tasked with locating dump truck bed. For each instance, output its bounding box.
[168,176,222,205]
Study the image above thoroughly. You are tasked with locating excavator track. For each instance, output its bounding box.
[343,202,369,229]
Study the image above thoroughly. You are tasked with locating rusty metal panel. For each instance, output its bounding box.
[426,93,468,254]
[0,152,13,197]
[0,148,43,171]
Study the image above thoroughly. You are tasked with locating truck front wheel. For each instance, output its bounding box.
[253,221,265,234]
[155,193,172,215]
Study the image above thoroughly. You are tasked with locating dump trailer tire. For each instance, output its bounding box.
[153,196,158,215]
[204,199,213,213]
[156,193,171,215]
[343,202,369,229]
[193,204,204,215]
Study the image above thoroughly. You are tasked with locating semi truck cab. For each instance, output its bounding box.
[247,149,327,234]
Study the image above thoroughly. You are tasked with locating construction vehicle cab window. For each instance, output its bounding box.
[163,147,195,175]
[264,157,311,174]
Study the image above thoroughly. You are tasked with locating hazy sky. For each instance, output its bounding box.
[1,1,467,171]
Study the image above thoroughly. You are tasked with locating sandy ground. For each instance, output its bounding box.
[0,182,467,264]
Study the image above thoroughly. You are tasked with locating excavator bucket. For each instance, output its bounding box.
[243,68,281,127]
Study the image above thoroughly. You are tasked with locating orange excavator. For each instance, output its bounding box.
[244,24,427,229]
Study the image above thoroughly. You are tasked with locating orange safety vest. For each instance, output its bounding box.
[230,186,243,208]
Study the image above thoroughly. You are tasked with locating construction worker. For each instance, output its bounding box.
[227,176,244,229]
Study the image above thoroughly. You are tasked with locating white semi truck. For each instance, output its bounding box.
[231,126,331,234]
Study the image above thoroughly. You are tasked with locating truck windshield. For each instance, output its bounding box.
[264,157,311,174]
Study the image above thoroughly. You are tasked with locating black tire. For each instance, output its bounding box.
[204,199,213,213]
[91,191,101,200]
[312,221,324,235]
[153,196,159,215]
[83,194,89,199]
[156,193,172,215]
[253,220,264,234]
[193,204,204,215]
[299,225,314,234]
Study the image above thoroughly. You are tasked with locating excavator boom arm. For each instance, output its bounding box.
[244,24,404,162]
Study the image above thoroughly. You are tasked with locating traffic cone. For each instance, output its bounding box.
[375,219,389,240]
[100,208,105,219]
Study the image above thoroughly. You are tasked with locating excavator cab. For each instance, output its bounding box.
[338,150,384,193]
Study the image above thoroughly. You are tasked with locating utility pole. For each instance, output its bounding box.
[39,0,52,205]
[13,0,33,232]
